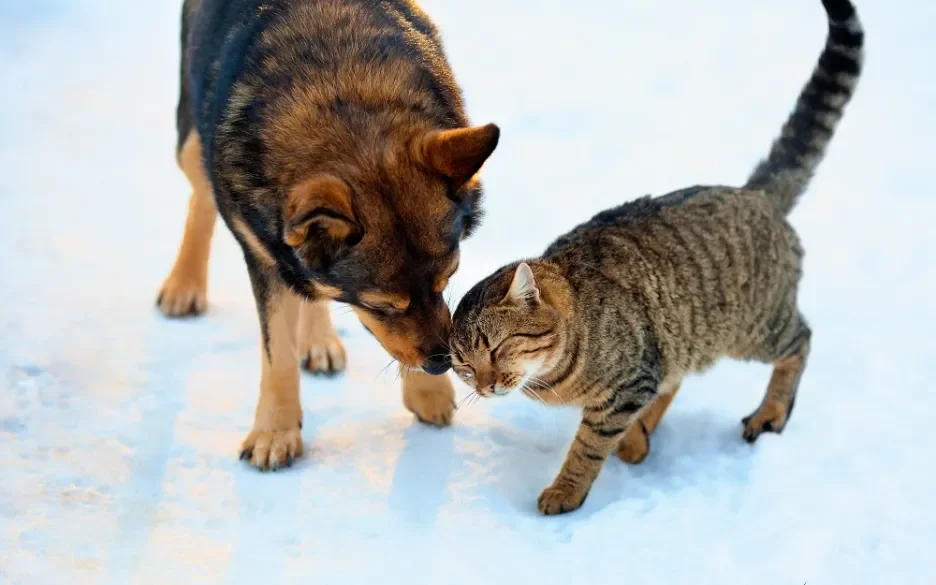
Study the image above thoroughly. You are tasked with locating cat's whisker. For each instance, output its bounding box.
[525,377,548,389]
[431,331,451,352]
[523,380,550,393]
[525,377,551,391]
[528,376,564,405]
[455,391,477,410]
[521,386,548,407]
[528,386,549,407]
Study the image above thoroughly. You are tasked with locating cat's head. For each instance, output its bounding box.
[450,262,570,397]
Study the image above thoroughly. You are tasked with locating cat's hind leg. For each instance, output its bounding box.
[617,377,682,464]
[742,309,811,443]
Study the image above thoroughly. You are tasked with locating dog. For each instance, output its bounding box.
[156,0,500,470]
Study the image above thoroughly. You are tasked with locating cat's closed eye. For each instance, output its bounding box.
[495,332,555,356]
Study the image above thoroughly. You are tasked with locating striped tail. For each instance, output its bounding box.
[745,0,865,215]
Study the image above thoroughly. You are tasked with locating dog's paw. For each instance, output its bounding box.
[240,425,303,471]
[402,371,456,428]
[616,421,650,464]
[300,330,347,376]
[537,483,588,516]
[156,272,207,317]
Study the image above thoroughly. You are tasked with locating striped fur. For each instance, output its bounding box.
[450,0,864,515]
[746,0,864,214]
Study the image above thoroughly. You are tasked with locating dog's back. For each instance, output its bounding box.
[180,0,468,172]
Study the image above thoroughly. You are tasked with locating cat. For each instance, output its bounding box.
[448,0,864,515]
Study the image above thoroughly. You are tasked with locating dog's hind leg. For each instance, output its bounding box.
[156,130,218,317]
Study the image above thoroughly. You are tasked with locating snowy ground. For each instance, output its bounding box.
[1,0,934,583]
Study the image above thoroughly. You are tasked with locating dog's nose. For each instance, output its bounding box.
[422,348,452,376]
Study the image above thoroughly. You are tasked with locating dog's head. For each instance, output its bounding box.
[282,123,500,374]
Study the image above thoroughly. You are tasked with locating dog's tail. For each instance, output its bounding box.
[745,0,864,215]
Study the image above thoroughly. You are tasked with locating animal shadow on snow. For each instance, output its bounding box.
[491,408,756,521]
[386,421,458,525]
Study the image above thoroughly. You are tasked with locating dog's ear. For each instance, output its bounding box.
[418,123,500,186]
[284,174,360,270]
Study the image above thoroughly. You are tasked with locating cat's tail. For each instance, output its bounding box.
[744,0,864,215]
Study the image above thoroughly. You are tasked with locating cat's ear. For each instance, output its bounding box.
[504,262,541,306]
[284,174,361,271]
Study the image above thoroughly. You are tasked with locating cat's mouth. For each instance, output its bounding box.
[491,374,536,397]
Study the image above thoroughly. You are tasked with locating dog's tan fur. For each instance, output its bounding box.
[400,366,456,428]
[157,132,217,317]
[298,300,347,375]
[241,284,303,470]
[160,0,498,469]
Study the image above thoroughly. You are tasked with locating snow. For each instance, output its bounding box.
[1,0,934,583]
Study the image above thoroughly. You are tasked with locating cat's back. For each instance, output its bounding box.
[547,186,804,374]
[546,185,793,263]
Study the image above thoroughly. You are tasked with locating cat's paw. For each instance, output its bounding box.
[616,421,650,464]
[741,398,789,443]
[537,483,589,516]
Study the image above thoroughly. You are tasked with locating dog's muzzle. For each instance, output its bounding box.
[422,346,452,375]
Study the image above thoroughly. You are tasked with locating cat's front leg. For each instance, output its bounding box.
[538,384,656,515]
[538,409,636,515]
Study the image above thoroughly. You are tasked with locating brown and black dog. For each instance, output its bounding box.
[156,0,499,470]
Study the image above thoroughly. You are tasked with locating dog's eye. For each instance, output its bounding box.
[433,254,460,294]
[362,303,404,317]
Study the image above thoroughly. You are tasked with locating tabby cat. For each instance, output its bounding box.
[449,0,864,515]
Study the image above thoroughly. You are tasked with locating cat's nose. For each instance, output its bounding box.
[422,347,451,375]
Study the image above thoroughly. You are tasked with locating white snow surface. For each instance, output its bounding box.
[1,0,934,583]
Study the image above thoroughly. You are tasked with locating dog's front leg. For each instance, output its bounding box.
[402,368,455,428]
[240,263,303,470]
